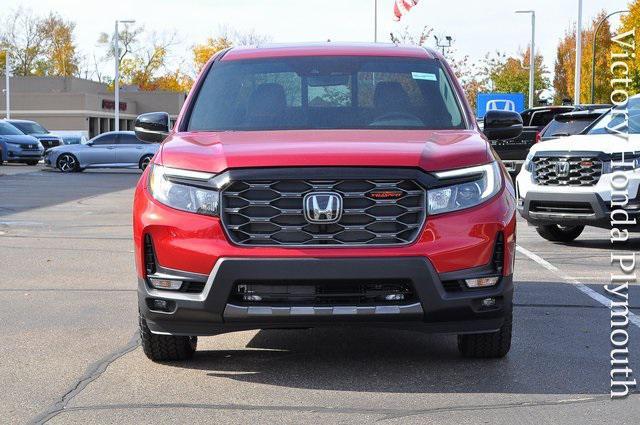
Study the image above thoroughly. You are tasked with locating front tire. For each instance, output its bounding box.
[458,312,512,358]
[139,315,197,362]
[535,224,584,242]
[139,155,153,171]
[25,160,39,166]
[57,154,79,173]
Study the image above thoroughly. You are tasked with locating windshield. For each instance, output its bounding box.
[0,121,25,136]
[588,98,639,135]
[10,121,49,134]
[187,56,466,131]
[543,117,598,137]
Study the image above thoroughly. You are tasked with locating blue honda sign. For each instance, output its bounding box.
[477,93,525,118]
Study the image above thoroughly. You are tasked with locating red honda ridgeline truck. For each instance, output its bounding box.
[132,43,522,362]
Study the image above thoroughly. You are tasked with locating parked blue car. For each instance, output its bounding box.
[44,131,159,172]
[0,121,44,165]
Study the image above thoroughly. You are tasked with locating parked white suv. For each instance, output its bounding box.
[516,99,639,242]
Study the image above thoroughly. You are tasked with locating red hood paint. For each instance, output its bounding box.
[157,130,492,173]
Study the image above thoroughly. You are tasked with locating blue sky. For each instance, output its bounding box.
[4,0,630,78]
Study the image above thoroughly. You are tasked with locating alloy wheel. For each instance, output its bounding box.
[58,155,77,172]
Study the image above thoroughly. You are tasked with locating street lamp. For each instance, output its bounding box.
[114,19,135,132]
[516,10,536,109]
[591,10,628,103]
[434,35,452,56]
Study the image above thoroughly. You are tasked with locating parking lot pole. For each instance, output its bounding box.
[374,0,377,42]
[114,20,135,132]
[591,10,628,104]
[529,13,535,109]
[5,52,9,120]
[114,20,120,132]
[516,10,535,109]
[574,0,583,105]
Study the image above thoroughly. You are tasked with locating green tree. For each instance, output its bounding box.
[482,49,550,107]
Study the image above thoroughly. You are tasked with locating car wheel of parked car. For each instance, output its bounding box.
[57,154,79,173]
[139,155,153,171]
[457,311,512,358]
[535,225,584,242]
[25,160,39,166]
[139,314,197,362]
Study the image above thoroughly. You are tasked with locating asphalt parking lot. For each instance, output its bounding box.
[1,163,639,424]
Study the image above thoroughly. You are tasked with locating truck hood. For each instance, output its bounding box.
[158,130,492,173]
[531,133,640,155]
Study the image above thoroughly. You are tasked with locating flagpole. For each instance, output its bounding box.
[374,0,378,42]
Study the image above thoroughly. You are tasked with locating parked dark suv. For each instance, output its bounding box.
[7,120,64,150]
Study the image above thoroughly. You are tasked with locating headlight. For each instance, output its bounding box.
[523,151,535,173]
[148,164,219,216]
[428,162,502,215]
[6,142,21,149]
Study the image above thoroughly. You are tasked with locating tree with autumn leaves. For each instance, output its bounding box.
[553,11,614,104]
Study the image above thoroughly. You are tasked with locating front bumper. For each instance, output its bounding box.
[139,257,513,336]
[5,149,43,161]
[516,168,640,228]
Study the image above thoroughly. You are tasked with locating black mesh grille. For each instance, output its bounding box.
[39,139,62,149]
[533,156,602,186]
[221,178,426,246]
[144,235,156,275]
[231,280,416,306]
[530,201,594,216]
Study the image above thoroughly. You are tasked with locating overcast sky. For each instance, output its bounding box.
[4,0,630,79]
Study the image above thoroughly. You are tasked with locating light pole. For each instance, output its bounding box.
[516,10,536,109]
[4,51,9,119]
[591,10,628,103]
[114,19,135,132]
[374,0,378,42]
[574,0,583,105]
[434,35,452,56]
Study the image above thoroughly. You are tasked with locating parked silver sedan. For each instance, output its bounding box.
[44,131,159,172]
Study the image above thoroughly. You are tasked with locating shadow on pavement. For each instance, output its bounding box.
[170,280,632,396]
[0,167,142,216]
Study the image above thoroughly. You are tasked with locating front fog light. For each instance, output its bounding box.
[149,277,183,290]
[465,277,500,288]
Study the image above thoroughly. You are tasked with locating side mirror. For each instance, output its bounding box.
[483,110,523,141]
[86,141,93,146]
[135,112,170,143]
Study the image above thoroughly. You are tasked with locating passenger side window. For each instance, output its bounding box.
[438,68,463,127]
[91,134,116,146]
[118,134,142,144]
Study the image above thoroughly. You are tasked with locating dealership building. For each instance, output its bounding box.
[0,76,186,138]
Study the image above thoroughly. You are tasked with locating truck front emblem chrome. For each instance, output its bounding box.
[303,192,343,224]
[555,160,570,177]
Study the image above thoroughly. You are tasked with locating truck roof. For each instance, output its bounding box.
[221,42,436,61]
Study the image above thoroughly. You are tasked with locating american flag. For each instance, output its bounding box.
[393,0,420,21]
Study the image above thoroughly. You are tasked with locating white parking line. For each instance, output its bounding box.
[516,244,640,328]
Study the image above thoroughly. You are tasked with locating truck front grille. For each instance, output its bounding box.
[221,178,426,246]
[533,155,602,186]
